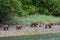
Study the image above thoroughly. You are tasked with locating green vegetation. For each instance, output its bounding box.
[5,14,60,24]
[0,0,60,23]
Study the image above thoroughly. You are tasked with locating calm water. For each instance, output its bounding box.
[0,33,60,40]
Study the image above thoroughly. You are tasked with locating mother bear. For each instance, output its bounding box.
[44,22,53,28]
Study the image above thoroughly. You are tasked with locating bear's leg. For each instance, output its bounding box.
[45,26,47,28]
[7,27,8,30]
[4,27,6,30]
[34,24,37,27]
[16,26,18,30]
[30,24,34,27]
[18,27,21,29]
[49,25,51,28]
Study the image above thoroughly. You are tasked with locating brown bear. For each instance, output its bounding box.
[3,24,9,30]
[16,24,23,30]
[44,22,53,28]
[30,22,38,27]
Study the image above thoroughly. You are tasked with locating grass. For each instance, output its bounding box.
[6,14,60,24]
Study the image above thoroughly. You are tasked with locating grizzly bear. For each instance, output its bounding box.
[16,24,23,30]
[44,22,53,28]
[3,24,9,30]
[30,22,38,27]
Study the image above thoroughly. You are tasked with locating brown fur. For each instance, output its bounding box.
[3,24,9,30]
[44,22,53,28]
[16,24,23,30]
[30,22,38,27]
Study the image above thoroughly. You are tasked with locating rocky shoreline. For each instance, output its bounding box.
[0,24,60,37]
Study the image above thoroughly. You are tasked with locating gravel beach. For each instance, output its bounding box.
[0,24,60,37]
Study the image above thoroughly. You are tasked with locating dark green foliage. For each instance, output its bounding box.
[0,0,60,23]
[0,0,60,16]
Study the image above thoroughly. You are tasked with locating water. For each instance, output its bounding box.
[0,33,60,40]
